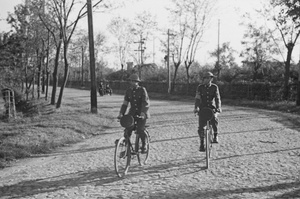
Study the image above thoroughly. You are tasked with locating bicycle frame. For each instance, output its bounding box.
[124,127,139,155]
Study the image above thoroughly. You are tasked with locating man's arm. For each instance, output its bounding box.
[214,86,221,113]
[118,90,129,118]
[141,87,150,119]
[194,86,202,113]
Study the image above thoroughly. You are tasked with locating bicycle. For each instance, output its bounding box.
[198,107,215,169]
[114,115,150,178]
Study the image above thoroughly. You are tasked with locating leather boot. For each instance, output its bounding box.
[140,138,147,154]
[213,133,218,143]
[199,139,205,152]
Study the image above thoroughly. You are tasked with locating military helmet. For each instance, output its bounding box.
[128,74,141,82]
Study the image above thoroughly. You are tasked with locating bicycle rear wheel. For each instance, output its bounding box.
[205,127,211,169]
[137,130,150,166]
[114,137,130,177]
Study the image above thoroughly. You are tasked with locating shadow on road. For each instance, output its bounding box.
[0,156,208,199]
[214,147,300,161]
[0,168,121,199]
[120,155,208,181]
[129,180,300,198]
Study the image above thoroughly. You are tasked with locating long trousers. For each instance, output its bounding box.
[125,118,147,144]
[198,113,219,139]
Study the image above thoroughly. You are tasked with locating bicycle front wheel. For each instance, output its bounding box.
[208,127,213,158]
[205,128,210,169]
[114,137,130,177]
[137,130,150,166]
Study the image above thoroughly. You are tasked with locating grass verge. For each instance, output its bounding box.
[0,99,114,168]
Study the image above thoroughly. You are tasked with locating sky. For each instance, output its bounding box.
[0,0,22,30]
[91,0,268,66]
[1,0,298,67]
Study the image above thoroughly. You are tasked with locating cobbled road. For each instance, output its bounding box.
[0,88,300,199]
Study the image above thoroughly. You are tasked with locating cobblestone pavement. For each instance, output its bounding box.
[0,88,300,199]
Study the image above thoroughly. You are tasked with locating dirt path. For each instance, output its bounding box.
[0,88,299,199]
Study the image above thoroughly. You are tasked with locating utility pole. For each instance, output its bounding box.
[81,46,84,87]
[87,0,97,113]
[217,19,220,80]
[153,35,155,63]
[134,34,146,79]
[297,45,300,106]
[167,29,171,94]
[167,29,175,94]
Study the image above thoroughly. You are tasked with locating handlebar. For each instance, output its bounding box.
[194,108,220,114]
[134,115,145,119]
[117,114,145,121]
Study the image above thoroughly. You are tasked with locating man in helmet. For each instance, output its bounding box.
[117,74,150,153]
[194,72,222,152]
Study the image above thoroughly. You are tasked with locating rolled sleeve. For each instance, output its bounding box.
[215,87,221,111]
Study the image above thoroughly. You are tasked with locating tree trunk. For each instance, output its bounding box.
[51,42,62,105]
[32,70,35,99]
[42,68,45,94]
[297,81,300,106]
[46,71,49,101]
[171,63,180,93]
[56,43,69,109]
[45,46,50,101]
[87,0,98,113]
[185,62,191,95]
[25,60,29,101]
[253,62,260,81]
[283,45,293,100]
[297,63,300,106]
[37,49,41,99]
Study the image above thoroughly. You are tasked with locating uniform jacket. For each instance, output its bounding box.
[120,86,150,118]
[195,83,221,112]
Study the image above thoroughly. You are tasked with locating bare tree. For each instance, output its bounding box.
[70,30,107,82]
[278,0,300,105]
[261,0,300,99]
[108,17,134,72]
[8,2,49,100]
[240,24,281,81]
[210,42,237,80]
[32,0,63,105]
[131,12,157,78]
[167,0,216,93]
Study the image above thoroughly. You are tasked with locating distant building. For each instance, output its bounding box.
[134,63,158,69]
[126,62,133,71]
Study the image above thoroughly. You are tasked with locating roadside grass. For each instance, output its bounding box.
[0,91,299,169]
[0,99,115,168]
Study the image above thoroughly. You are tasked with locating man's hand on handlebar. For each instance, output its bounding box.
[117,113,146,121]
[138,112,146,120]
[193,107,199,116]
[117,113,123,120]
[215,108,221,113]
